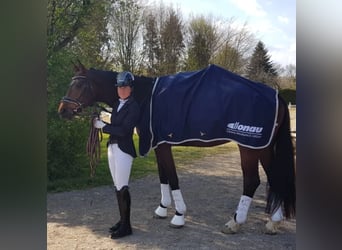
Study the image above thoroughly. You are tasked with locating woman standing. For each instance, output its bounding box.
[93,71,140,239]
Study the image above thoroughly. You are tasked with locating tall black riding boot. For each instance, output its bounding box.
[109,189,121,233]
[111,186,132,239]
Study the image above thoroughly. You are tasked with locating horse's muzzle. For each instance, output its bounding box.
[58,102,77,120]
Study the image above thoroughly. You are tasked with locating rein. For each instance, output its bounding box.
[86,111,103,177]
[62,75,110,177]
[85,105,111,177]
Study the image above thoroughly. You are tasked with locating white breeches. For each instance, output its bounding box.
[107,144,133,190]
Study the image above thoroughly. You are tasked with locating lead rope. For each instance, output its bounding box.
[86,112,103,177]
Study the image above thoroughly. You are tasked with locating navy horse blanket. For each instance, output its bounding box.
[138,64,278,156]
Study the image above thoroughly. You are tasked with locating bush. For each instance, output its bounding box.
[47,51,91,182]
[47,116,90,181]
[279,88,296,105]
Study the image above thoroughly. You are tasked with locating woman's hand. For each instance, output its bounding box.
[93,118,106,129]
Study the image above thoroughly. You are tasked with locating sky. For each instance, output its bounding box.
[155,0,296,68]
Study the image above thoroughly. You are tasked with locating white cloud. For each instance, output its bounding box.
[268,40,296,66]
[247,19,275,34]
[229,0,267,17]
[277,15,289,24]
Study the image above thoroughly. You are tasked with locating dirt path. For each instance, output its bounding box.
[47,150,296,250]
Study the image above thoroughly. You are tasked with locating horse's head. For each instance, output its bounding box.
[58,61,96,119]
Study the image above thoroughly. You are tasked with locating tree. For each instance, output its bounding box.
[142,2,185,76]
[142,10,160,76]
[185,15,219,71]
[284,64,296,82]
[70,1,112,68]
[47,0,93,58]
[107,0,144,72]
[213,21,255,74]
[158,7,185,74]
[277,64,296,89]
[246,41,279,89]
[213,43,242,73]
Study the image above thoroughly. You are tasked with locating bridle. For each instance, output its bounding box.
[60,75,95,114]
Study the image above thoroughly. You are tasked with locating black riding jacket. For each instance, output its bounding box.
[102,96,140,158]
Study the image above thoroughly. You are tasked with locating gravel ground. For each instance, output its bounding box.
[47,150,296,250]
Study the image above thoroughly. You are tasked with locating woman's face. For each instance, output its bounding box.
[117,86,132,99]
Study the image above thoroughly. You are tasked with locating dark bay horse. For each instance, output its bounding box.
[58,62,295,234]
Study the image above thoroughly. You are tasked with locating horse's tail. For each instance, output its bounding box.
[266,96,296,218]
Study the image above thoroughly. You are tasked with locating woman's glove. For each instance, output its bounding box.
[93,118,106,129]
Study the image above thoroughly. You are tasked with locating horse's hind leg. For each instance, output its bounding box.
[222,146,260,234]
[154,144,187,227]
[260,147,284,234]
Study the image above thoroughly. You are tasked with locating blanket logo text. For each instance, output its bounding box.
[226,122,263,139]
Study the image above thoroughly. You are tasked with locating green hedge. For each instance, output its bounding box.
[279,88,296,105]
[47,51,92,183]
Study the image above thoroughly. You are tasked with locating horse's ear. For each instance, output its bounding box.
[71,60,80,73]
[76,59,87,74]
[71,59,87,75]
[77,59,86,69]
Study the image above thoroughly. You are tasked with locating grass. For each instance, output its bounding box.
[47,133,238,193]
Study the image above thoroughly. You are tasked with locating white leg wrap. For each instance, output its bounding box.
[271,205,284,222]
[171,190,186,214]
[160,184,171,207]
[235,195,252,224]
[170,214,185,228]
[265,206,283,234]
[154,205,168,218]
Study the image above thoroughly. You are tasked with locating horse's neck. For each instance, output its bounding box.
[133,76,155,106]
[88,69,118,106]
[89,69,155,107]
[96,84,117,106]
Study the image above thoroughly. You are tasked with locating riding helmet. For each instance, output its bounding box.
[116,71,134,87]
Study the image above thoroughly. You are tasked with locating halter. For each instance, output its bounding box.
[61,76,94,114]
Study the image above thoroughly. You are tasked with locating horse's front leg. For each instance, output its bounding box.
[222,146,260,234]
[153,146,172,219]
[154,144,187,228]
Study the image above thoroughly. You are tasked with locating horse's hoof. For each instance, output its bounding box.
[153,214,167,219]
[170,214,185,228]
[221,219,240,234]
[154,205,167,218]
[264,220,281,235]
[169,223,184,228]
